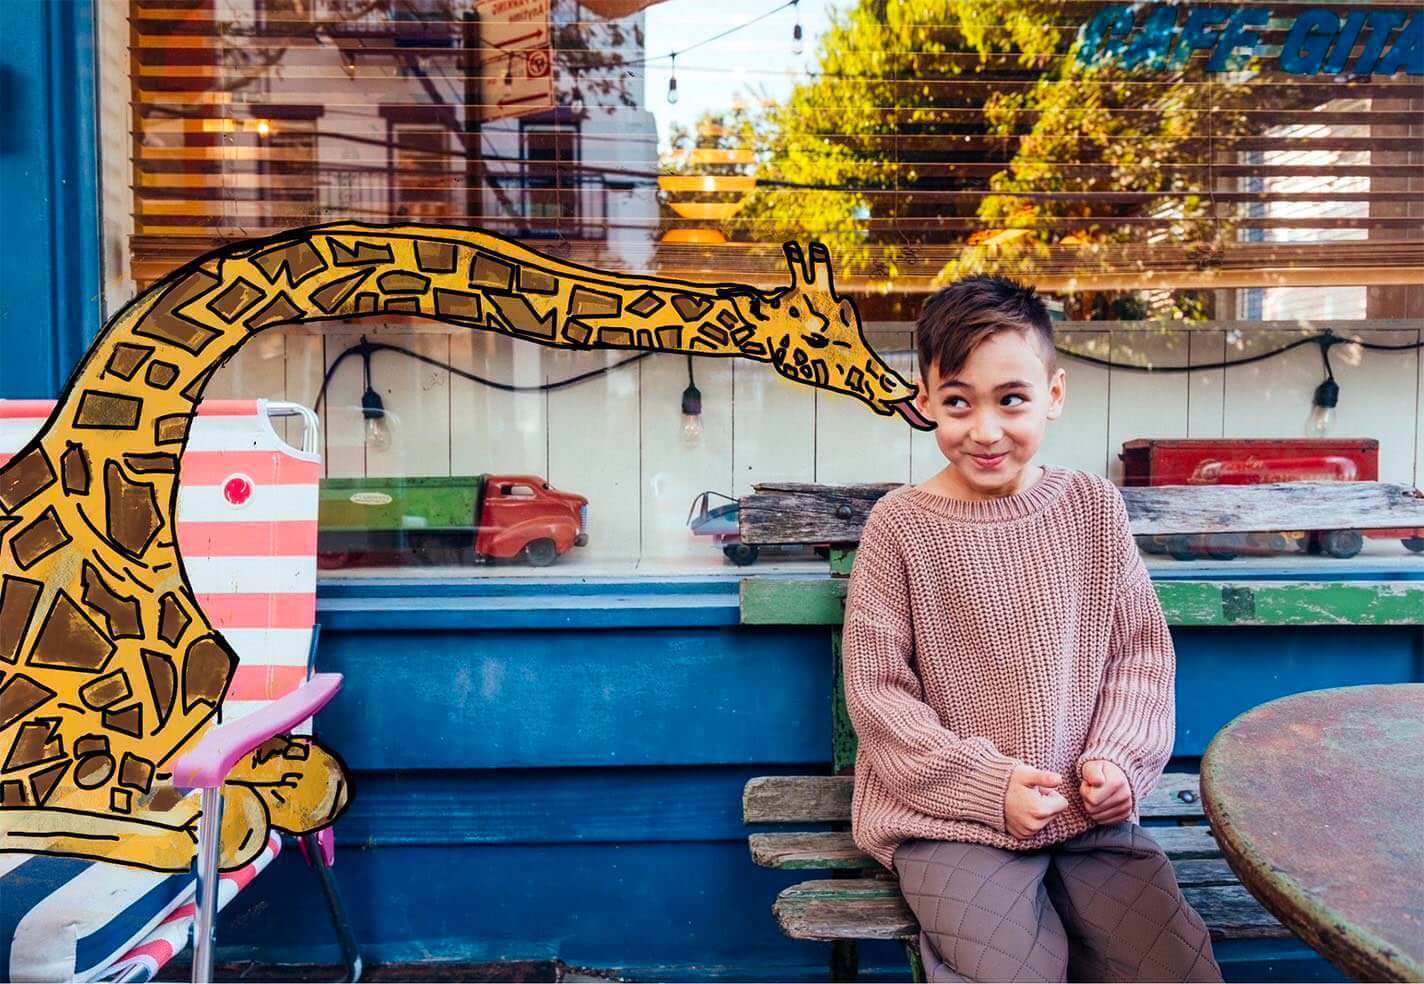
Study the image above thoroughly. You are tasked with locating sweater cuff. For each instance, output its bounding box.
[953,747,1021,834]
[1076,748,1142,812]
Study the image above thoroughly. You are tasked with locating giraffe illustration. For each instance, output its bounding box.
[0,222,931,873]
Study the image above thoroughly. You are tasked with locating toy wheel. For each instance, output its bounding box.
[1319,530,1363,559]
[724,543,759,566]
[317,551,351,570]
[523,538,558,567]
[1166,536,1197,562]
[1206,550,1238,561]
[1403,536,1424,554]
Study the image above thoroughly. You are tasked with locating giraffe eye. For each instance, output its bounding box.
[788,305,799,318]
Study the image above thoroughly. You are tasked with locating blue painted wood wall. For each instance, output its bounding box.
[0,0,101,399]
[206,577,1412,981]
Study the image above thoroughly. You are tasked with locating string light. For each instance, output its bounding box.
[667,53,679,104]
[791,0,803,56]
[680,354,703,445]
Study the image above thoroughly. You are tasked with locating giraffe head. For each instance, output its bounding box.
[730,242,935,430]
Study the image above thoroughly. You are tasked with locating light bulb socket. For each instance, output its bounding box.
[681,382,702,416]
[1312,377,1339,410]
[362,386,386,420]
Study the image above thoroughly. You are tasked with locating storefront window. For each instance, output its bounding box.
[97,0,1423,577]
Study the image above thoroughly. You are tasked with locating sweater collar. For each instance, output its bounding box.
[898,464,1072,524]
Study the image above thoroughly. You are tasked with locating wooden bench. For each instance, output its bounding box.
[742,772,1287,981]
[735,478,1424,981]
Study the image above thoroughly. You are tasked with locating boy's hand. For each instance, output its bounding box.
[1004,764,1069,840]
[1079,759,1133,825]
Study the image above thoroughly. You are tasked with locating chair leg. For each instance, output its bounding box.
[831,940,859,982]
[903,938,926,983]
[191,787,225,984]
[301,832,363,983]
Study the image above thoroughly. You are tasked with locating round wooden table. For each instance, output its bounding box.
[1201,683,1424,982]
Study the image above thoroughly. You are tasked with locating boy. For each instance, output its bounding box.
[842,276,1223,982]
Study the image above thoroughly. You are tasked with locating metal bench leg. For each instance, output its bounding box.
[831,940,859,982]
[301,832,363,983]
[903,939,925,983]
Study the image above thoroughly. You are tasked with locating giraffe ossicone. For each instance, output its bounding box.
[0,222,927,872]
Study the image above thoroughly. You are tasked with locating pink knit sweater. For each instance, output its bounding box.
[843,464,1176,871]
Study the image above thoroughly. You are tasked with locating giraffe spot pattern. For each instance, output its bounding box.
[414,240,457,273]
[74,391,144,431]
[145,361,180,389]
[206,277,266,323]
[79,670,133,711]
[0,448,56,512]
[329,239,394,266]
[11,507,73,570]
[62,442,91,495]
[104,462,164,559]
[135,270,224,354]
[253,240,326,286]
[2,718,63,772]
[0,674,56,730]
[104,344,155,382]
[29,590,115,673]
[0,575,43,663]
[81,562,143,638]
[310,269,373,313]
[157,593,189,647]
[142,649,178,729]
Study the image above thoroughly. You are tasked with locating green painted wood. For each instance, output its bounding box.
[831,631,856,774]
[739,577,847,625]
[741,576,1424,627]
[828,547,857,577]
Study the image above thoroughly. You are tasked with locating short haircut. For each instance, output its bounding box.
[915,275,1057,385]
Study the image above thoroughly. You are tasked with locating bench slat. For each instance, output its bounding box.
[773,879,1290,943]
[751,825,1222,871]
[744,773,1205,824]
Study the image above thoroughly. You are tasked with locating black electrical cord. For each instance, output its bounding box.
[315,328,1423,415]
[312,337,654,413]
[1054,330,1423,374]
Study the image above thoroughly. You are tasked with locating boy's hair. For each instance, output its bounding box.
[915,275,1057,384]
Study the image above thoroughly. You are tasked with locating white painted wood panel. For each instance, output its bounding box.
[1041,331,1111,476]
[1106,330,1192,484]
[732,361,816,497]
[818,331,912,485]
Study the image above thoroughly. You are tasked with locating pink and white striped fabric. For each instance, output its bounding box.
[97,834,282,984]
[0,399,320,725]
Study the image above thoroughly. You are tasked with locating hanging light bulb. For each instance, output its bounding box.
[1304,333,1340,438]
[791,0,804,55]
[680,355,702,446]
[667,53,679,104]
[1306,377,1339,437]
[358,338,393,451]
[362,387,393,451]
[504,54,515,90]
[571,85,585,114]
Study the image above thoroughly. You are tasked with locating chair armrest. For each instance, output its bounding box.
[171,674,343,789]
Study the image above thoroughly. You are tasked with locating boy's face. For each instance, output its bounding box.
[913,328,1066,499]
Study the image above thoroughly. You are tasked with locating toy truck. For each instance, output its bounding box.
[318,474,589,568]
[1120,438,1424,560]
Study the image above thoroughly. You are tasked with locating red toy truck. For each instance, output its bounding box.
[1120,438,1424,560]
[319,473,589,568]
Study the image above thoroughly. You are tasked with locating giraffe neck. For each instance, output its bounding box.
[42,224,766,465]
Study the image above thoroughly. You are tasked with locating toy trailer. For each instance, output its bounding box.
[1121,438,1424,559]
[319,474,588,568]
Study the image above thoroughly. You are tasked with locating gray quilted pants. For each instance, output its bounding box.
[893,823,1223,983]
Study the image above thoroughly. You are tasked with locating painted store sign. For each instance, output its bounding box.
[1076,5,1422,76]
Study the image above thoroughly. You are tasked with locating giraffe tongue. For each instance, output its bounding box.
[893,399,936,431]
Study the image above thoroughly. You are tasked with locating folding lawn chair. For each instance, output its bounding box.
[0,399,360,983]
